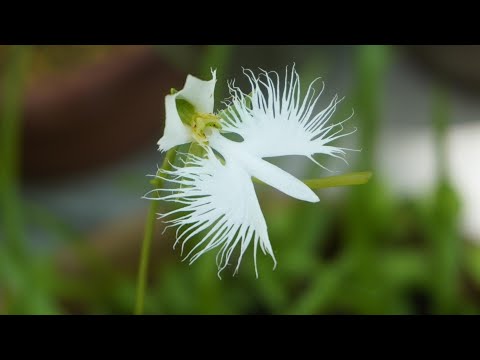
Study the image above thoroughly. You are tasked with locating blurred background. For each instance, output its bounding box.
[0,45,480,314]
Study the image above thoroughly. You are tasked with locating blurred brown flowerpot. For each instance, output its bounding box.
[19,46,187,181]
[408,45,480,95]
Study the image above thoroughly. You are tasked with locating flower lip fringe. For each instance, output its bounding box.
[147,65,358,278]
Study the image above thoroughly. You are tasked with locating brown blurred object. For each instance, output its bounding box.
[408,45,480,95]
[19,45,187,180]
[57,211,173,278]
[55,209,175,313]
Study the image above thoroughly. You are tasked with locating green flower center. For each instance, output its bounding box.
[176,97,222,145]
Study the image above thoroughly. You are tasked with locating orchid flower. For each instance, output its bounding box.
[145,66,356,277]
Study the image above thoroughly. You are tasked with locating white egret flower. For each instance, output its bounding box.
[145,66,355,277]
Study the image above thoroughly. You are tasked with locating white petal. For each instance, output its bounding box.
[147,147,276,277]
[220,66,355,164]
[157,94,193,152]
[210,132,319,203]
[157,70,217,152]
[179,70,217,113]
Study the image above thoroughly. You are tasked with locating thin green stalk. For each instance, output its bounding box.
[336,45,391,313]
[0,46,35,314]
[432,87,449,181]
[429,87,461,313]
[355,45,390,170]
[253,171,372,189]
[303,171,372,189]
[134,149,176,315]
[0,45,31,258]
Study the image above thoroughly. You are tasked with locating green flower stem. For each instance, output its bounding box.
[134,149,176,315]
[253,171,372,189]
[0,45,31,259]
[432,87,449,181]
[303,171,372,189]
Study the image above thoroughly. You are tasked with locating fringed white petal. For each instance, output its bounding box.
[220,66,356,165]
[146,148,276,277]
[157,70,217,152]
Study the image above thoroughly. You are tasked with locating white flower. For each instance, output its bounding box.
[146,66,355,277]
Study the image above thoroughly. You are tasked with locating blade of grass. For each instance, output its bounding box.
[0,46,59,314]
[0,45,31,258]
[428,87,461,313]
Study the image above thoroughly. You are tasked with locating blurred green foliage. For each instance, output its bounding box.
[1,45,479,314]
[0,46,60,314]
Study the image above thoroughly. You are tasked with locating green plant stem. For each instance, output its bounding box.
[0,46,36,314]
[432,87,449,181]
[303,171,372,189]
[253,171,372,189]
[429,87,460,313]
[134,149,176,315]
[355,45,390,170]
[0,45,31,259]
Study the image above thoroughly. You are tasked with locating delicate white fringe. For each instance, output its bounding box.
[220,65,357,166]
[146,149,275,278]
